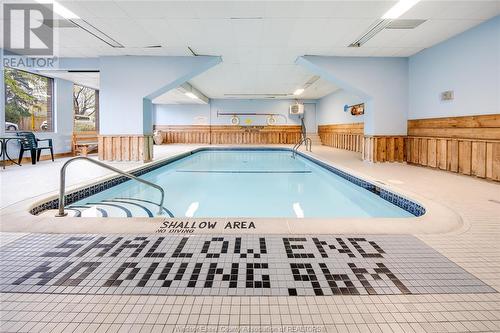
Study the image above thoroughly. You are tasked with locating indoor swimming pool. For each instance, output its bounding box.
[58,149,423,218]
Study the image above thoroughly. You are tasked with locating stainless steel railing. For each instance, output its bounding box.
[56,156,165,217]
[292,137,312,158]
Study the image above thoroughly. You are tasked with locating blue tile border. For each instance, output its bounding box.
[30,148,425,217]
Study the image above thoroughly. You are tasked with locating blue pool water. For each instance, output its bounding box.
[71,150,414,218]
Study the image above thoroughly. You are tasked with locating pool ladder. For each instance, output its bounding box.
[55,156,165,217]
[292,137,312,158]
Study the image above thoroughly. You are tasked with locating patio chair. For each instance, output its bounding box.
[16,131,54,165]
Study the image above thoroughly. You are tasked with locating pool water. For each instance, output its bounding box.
[70,150,414,218]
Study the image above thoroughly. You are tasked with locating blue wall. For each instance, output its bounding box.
[154,99,318,133]
[317,89,364,125]
[298,56,408,135]
[154,104,211,125]
[409,16,500,119]
[99,55,220,135]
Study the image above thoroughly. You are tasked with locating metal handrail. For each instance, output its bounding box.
[292,137,312,158]
[56,156,165,217]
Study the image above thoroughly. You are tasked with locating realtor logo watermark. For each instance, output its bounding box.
[3,2,57,68]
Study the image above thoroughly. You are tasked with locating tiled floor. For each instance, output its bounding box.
[1,234,494,297]
[1,144,500,332]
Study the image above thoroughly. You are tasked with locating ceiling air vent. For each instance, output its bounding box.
[349,18,427,47]
[386,19,427,29]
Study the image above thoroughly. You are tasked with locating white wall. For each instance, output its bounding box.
[409,16,500,120]
[154,99,318,133]
[317,89,364,125]
[298,56,408,136]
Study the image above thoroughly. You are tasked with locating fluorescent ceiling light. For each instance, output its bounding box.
[382,0,421,19]
[185,92,199,99]
[293,88,304,96]
[35,0,79,19]
[35,0,125,48]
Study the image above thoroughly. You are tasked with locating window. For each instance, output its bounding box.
[4,68,53,132]
[73,84,98,132]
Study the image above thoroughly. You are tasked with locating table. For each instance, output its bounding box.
[0,136,23,169]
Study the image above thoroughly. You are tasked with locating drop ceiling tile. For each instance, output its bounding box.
[117,1,195,19]
[193,1,235,19]
[231,19,265,46]
[435,1,500,20]
[260,19,294,47]
[227,1,267,19]
[364,29,411,48]
[36,0,499,100]
[264,1,305,18]
[135,19,183,46]
[76,1,129,19]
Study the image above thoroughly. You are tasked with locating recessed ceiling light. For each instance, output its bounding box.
[382,0,421,19]
[185,92,199,99]
[35,0,124,48]
[293,88,304,96]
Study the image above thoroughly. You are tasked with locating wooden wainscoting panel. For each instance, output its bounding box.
[408,114,500,140]
[437,139,447,170]
[447,140,459,172]
[471,141,486,178]
[153,125,302,145]
[491,142,500,181]
[406,114,500,181]
[419,138,428,166]
[318,123,364,153]
[98,135,153,162]
[458,141,472,175]
[427,138,437,168]
[362,136,406,163]
[408,137,500,181]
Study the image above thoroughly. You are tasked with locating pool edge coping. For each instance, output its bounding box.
[0,145,465,235]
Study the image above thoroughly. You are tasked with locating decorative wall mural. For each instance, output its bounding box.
[344,103,365,116]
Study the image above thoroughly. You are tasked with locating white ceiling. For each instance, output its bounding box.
[152,87,208,105]
[3,1,499,101]
[37,71,100,90]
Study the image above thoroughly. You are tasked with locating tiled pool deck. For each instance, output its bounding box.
[1,145,499,332]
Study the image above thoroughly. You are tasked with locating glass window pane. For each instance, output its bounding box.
[73,84,98,132]
[4,68,53,132]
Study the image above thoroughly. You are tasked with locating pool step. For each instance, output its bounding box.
[65,197,173,218]
[307,134,323,145]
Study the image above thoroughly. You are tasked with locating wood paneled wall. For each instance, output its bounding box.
[406,115,500,181]
[362,136,406,163]
[408,114,500,140]
[98,135,153,162]
[405,137,500,180]
[318,123,364,152]
[154,125,302,145]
